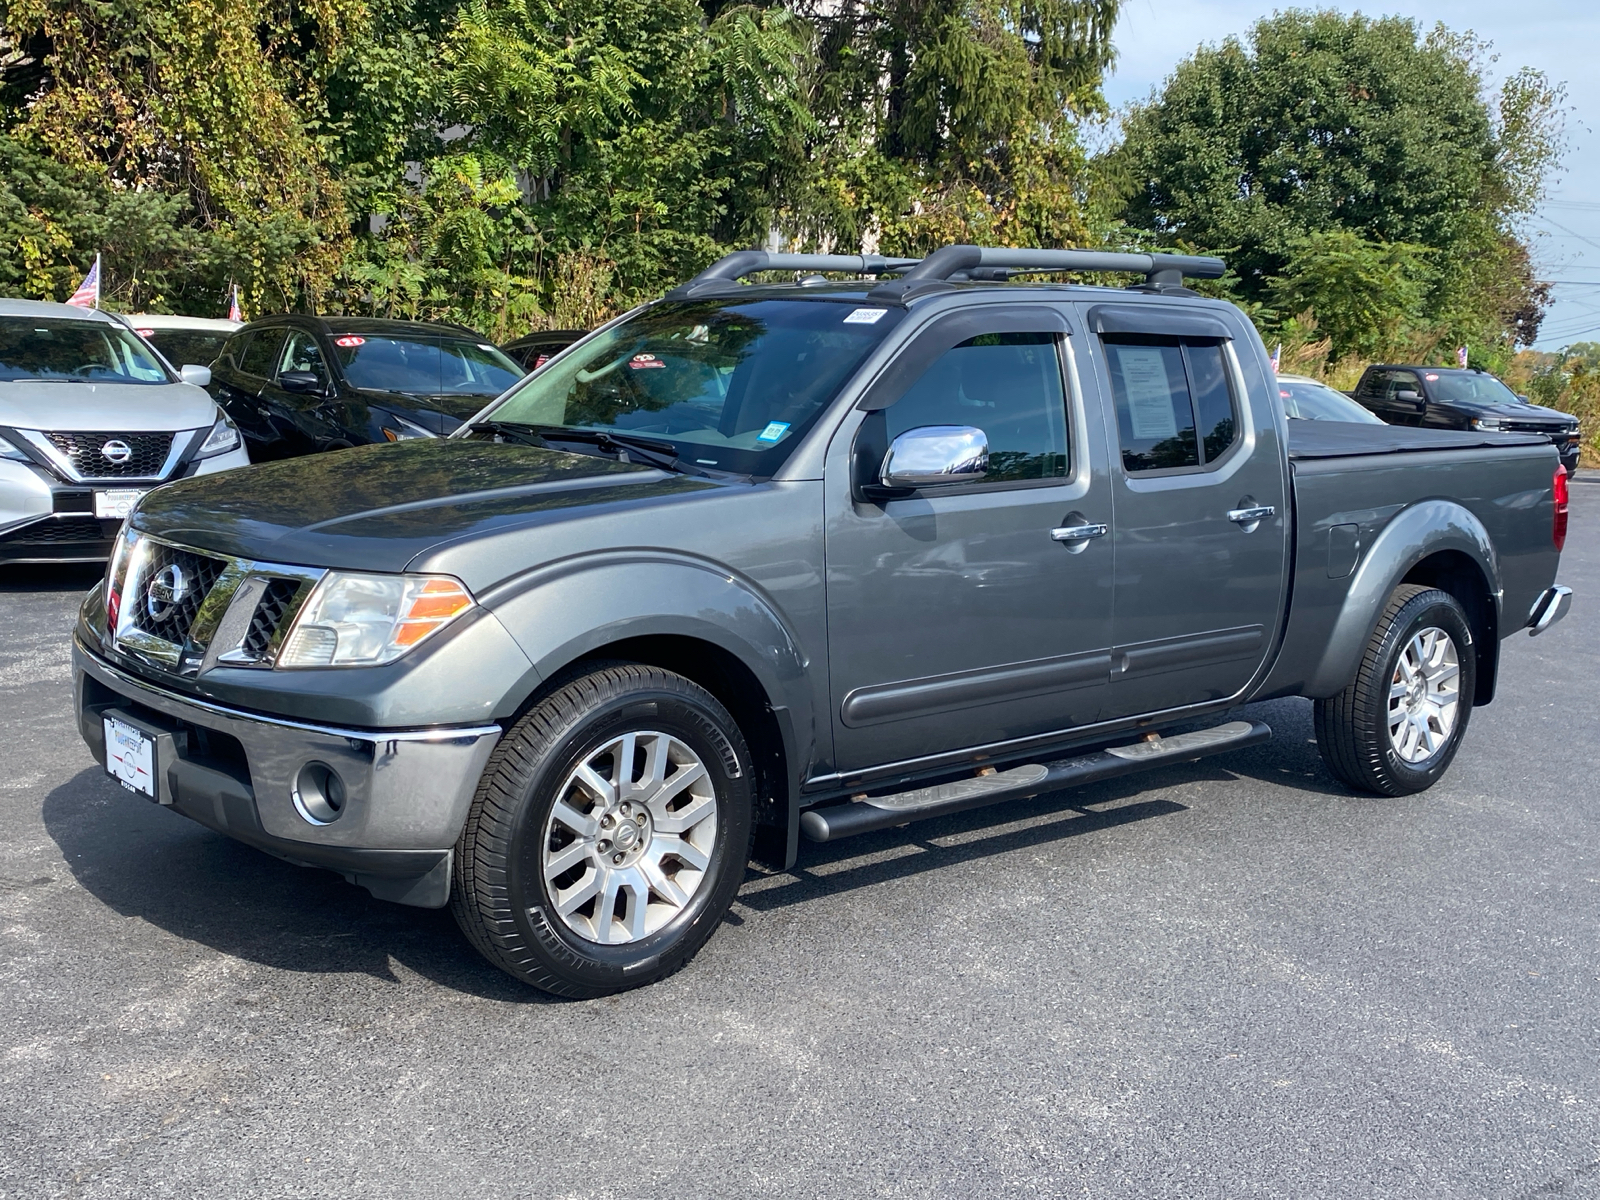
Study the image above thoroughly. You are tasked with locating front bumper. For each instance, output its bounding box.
[74,639,501,907]
[1,449,250,565]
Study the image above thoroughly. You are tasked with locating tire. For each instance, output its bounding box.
[1313,584,1476,796]
[451,662,753,997]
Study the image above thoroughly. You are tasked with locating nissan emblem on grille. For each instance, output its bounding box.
[145,563,189,622]
[100,440,134,465]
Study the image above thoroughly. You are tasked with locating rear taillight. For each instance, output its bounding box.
[1553,465,1569,552]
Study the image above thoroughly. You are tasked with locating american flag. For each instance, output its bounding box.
[1270,343,1281,373]
[66,255,100,309]
[227,284,243,323]
[1456,345,1469,368]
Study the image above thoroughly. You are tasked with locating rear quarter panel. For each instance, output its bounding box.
[1259,442,1561,700]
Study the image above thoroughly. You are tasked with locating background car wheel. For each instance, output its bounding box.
[1313,584,1476,796]
[451,662,753,997]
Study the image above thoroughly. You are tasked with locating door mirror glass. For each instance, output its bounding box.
[278,370,324,395]
[1395,388,1421,403]
[178,364,211,388]
[880,425,988,488]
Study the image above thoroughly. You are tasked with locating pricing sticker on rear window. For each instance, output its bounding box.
[843,308,887,325]
[629,352,666,369]
[756,421,790,444]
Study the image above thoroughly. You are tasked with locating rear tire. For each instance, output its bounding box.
[1314,585,1476,796]
[451,662,753,997]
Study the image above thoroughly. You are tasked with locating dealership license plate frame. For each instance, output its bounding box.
[103,715,156,798]
[94,488,147,520]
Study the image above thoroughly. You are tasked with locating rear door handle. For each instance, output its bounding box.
[1227,506,1276,525]
[1051,523,1109,542]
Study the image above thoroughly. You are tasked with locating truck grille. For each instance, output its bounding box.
[242,578,305,657]
[130,543,227,645]
[43,431,173,478]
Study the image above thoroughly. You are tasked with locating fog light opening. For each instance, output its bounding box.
[292,761,347,825]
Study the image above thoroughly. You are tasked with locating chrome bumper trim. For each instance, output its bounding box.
[1527,585,1573,637]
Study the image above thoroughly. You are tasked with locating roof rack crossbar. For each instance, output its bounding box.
[666,251,921,299]
[870,245,1226,299]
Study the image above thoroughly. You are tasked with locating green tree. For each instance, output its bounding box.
[1112,10,1564,358]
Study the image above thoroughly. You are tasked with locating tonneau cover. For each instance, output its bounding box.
[1286,420,1550,460]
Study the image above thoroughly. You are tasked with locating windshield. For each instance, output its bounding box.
[0,317,172,385]
[139,329,230,368]
[1278,379,1382,423]
[1423,370,1523,406]
[469,298,904,475]
[333,334,524,396]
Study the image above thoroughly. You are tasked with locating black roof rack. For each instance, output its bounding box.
[665,244,1227,302]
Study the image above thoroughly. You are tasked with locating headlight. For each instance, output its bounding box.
[1471,417,1503,431]
[380,413,436,441]
[0,433,28,461]
[277,571,474,667]
[196,411,242,457]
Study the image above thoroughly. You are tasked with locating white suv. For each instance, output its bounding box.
[0,299,251,566]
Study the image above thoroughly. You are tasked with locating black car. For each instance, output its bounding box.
[501,328,586,371]
[208,316,525,459]
[1352,364,1581,477]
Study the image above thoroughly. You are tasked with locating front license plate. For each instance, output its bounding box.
[94,489,146,520]
[104,716,156,798]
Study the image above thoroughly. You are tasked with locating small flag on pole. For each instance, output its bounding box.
[1456,345,1469,368]
[1270,343,1282,373]
[66,254,101,309]
[227,284,243,323]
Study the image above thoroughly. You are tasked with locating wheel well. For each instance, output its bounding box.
[1401,550,1498,705]
[572,635,791,867]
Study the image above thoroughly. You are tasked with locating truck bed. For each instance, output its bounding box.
[1286,421,1550,459]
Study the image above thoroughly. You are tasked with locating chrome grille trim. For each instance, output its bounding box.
[17,427,196,483]
[107,531,325,676]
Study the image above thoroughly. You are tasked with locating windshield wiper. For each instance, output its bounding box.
[478,421,708,477]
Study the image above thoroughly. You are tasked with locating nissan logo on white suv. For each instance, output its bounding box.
[100,439,133,465]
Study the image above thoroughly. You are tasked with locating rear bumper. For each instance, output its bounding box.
[1527,585,1573,637]
[73,638,501,907]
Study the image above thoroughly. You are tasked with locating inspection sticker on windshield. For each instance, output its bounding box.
[104,716,155,798]
[756,421,790,444]
[843,308,887,325]
[629,353,666,369]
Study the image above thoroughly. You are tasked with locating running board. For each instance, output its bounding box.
[799,720,1271,843]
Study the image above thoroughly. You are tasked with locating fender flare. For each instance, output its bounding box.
[1303,499,1501,699]
[481,549,814,823]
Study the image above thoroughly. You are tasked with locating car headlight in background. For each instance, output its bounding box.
[0,433,28,461]
[1470,417,1503,431]
[379,413,436,441]
[195,411,242,458]
[277,571,474,667]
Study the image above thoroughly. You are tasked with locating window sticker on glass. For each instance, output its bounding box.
[843,308,887,325]
[630,352,666,369]
[756,421,791,443]
[1118,347,1180,440]
[335,335,365,347]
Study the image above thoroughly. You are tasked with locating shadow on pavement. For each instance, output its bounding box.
[0,562,103,594]
[42,766,552,1003]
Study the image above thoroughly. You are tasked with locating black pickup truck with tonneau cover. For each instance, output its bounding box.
[72,245,1575,997]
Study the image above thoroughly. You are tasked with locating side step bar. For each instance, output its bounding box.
[799,720,1271,843]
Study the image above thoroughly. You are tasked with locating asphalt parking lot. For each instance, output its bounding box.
[1,483,1596,1200]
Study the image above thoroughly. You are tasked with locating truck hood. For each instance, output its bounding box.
[129,438,721,574]
[0,380,217,432]
[1444,398,1577,427]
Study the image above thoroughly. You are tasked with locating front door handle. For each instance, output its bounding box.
[1227,506,1276,525]
[1051,523,1109,542]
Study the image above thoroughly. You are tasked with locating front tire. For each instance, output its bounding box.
[451,663,753,997]
[1314,585,1476,796]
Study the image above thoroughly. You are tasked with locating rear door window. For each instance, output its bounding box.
[238,329,285,379]
[1102,337,1240,474]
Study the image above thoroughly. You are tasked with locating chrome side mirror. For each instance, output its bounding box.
[179,364,212,388]
[880,425,988,489]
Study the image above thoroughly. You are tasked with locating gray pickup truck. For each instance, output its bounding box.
[72,246,1574,997]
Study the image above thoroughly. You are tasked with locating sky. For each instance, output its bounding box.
[1098,0,1600,351]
